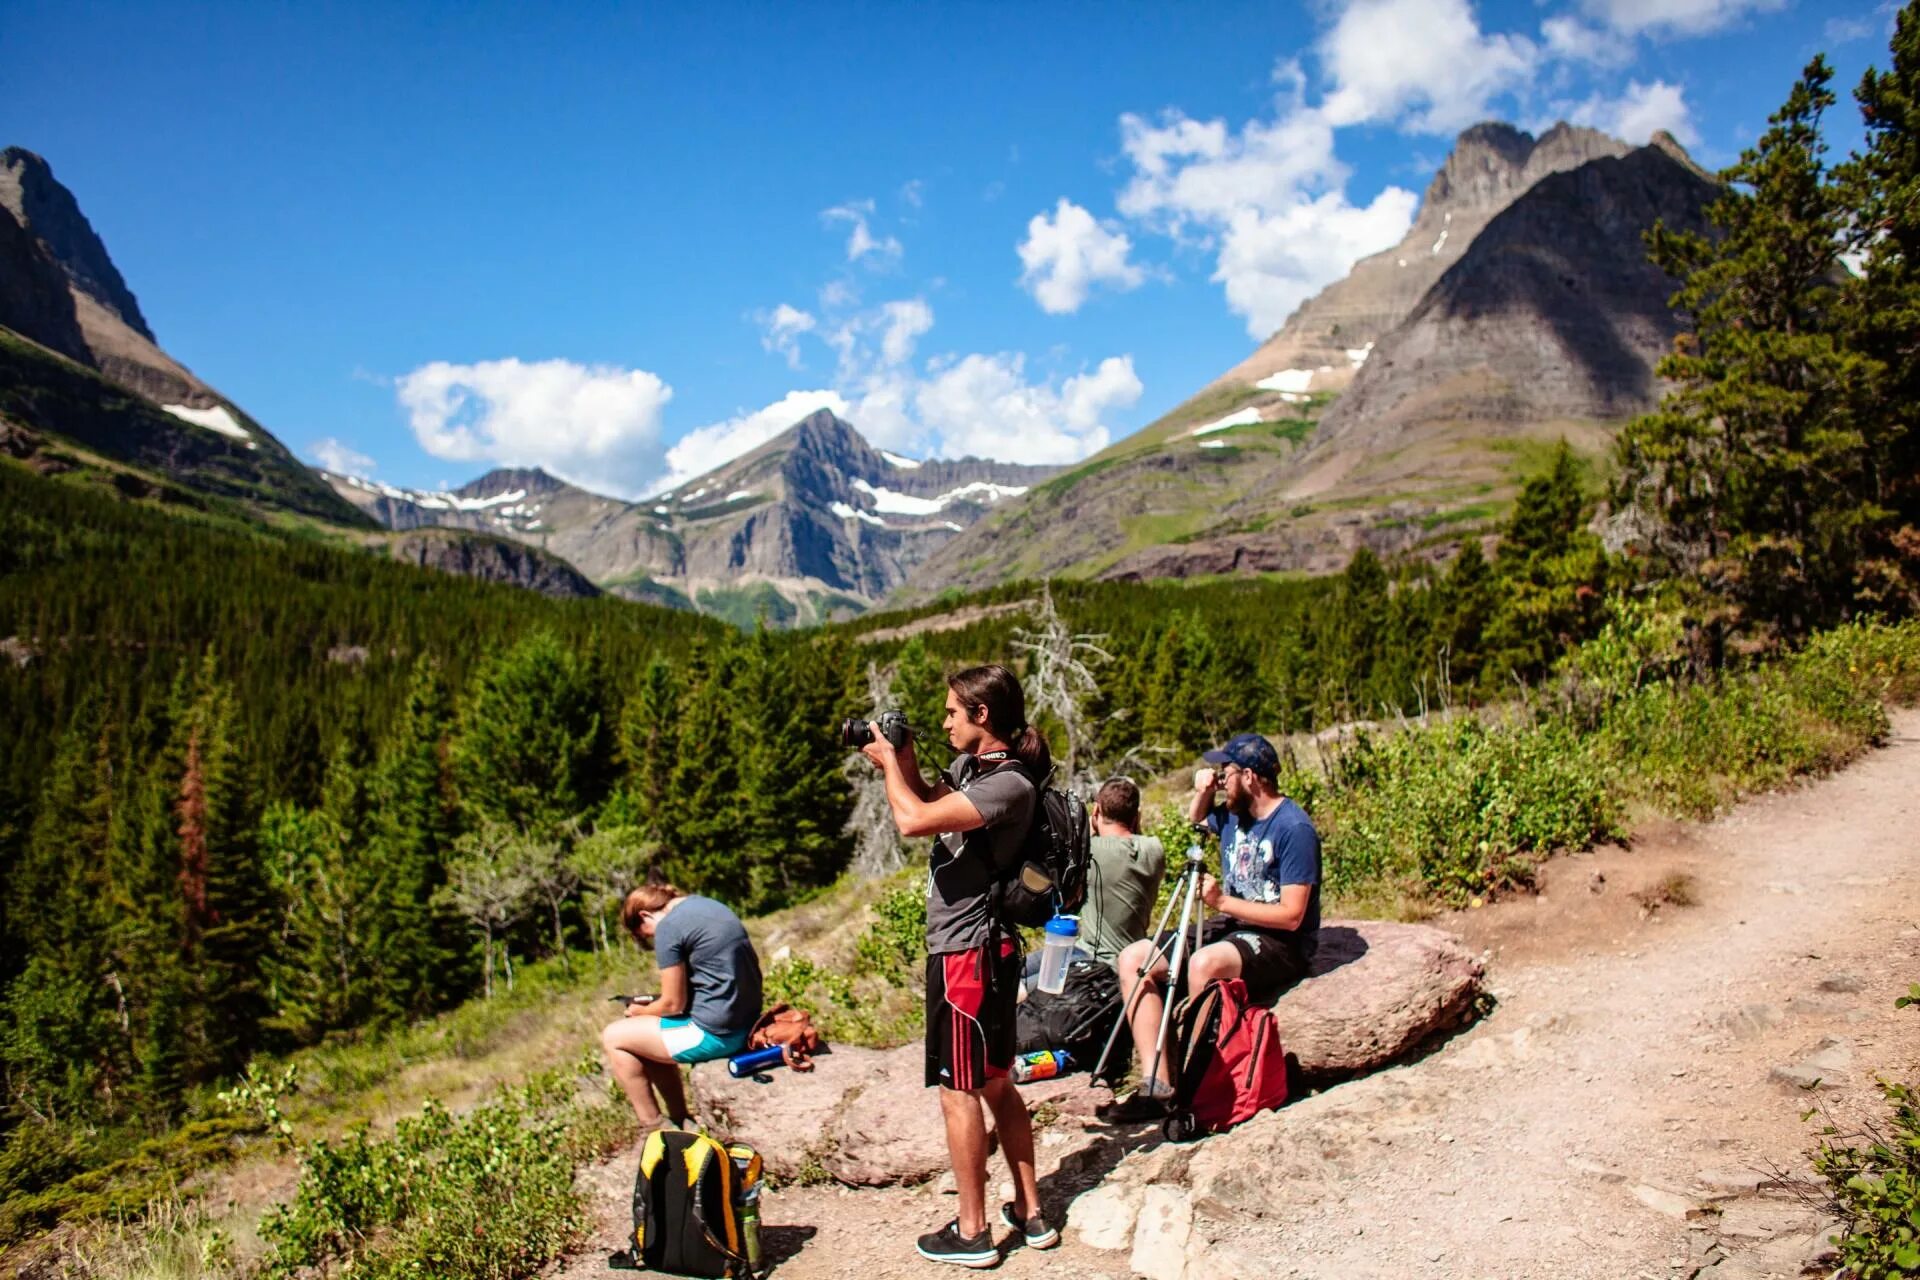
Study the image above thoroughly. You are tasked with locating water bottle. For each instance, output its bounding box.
[739,1184,763,1272]
[1010,1049,1071,1083]
[727,1044,788,1078]
[1036,916,1079,996]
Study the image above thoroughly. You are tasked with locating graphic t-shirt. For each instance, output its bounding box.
[1081,835,1167,964]
[1206,797,1322,959]
[652,895,764,1036]
[923,752,1037,955]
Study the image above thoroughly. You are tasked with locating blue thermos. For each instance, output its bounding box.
[727,1044,788,1078]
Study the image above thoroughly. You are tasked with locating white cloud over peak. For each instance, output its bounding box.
[759,303,817,368]
[311,437,376,476]
[1116,94,1417,339]
[650,389,848,497]
[1017,198,1147,313]
[1579,0,1786,37]
[823,200,903,264]
[1566,79,1700,146]
[913,354,1141,464]
[1318,0,1539,134]
[395,358,671,499]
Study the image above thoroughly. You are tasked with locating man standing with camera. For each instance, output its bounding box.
[857,664,1058,1268]
[1104,732,1320,1124]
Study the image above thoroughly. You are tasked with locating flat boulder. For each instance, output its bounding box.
[689,1045,887,1179]
[822,1043,977,1186]
[1275,919,1484,1077]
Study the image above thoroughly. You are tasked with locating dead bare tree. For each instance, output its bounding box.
[844,659,907,876]
[1010,580,1114,790]
[439,817,535,998]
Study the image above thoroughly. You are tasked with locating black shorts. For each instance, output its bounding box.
[925,939,1019,1090]
[1152,916,1308,1006]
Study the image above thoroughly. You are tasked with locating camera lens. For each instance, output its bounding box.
[840,718,873,748]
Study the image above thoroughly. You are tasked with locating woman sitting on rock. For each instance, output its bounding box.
[600,882,764,1134]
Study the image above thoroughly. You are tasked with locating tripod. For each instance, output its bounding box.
[1091,840,1210,1090]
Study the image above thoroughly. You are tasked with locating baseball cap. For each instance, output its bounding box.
[1202,732,1280,782]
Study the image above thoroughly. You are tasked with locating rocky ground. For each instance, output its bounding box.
[553,711,1920,1280]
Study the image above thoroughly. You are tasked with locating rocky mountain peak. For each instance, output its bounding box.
[0,147,154,341]
[454,466,568,500]
[1422,121,1627,223]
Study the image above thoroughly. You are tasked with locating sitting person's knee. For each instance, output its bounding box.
[1188,947,1236,987]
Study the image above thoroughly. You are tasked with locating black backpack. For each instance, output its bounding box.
[990,761,1090,929]
[611,1128,763,1278]
[1015,957,1129,1083]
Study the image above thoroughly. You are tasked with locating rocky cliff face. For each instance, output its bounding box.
[381,528,601,599]
[1210,122,1631,399]
[330,410,1055,619]
[1313,140,1719,448]
[0,148,220,408]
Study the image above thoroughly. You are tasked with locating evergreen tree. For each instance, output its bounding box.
[1484,444,1610,685]
[611,657,682,850]
[453,631,612,833]
[365,658,458,1022]
[1837,2,1920,611]
[1437,540,1496,694]
[1618,58,1883,644]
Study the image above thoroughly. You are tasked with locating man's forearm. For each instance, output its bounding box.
[1187,788,1215,826]
[881,756,935,831]
[1216,895,1307,932]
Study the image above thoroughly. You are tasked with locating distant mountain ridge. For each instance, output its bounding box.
[327,410,1056,622]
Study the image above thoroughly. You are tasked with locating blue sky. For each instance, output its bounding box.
[4,0,1900,498]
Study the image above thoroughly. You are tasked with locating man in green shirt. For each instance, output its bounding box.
[1082,777,1166,965]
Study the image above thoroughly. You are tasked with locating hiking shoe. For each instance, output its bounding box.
[999,1202,1060,1249]
[916,1220,998,1268]
[1098,1089,1171,1124]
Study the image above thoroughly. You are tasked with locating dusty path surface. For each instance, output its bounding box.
[556,711,1920,1280]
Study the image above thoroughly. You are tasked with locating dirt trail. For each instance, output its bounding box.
[557,711,1920,1280]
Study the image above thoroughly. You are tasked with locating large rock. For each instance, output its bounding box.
[822,1044,990,1186]
[1275,919,1484,1077]
[689,1045,889,1179]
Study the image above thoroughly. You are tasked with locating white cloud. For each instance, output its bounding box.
[759,303,817,369]
[912,354,1141,464]
[1540,15,1633,65]
[823,200,903,264]
[395,358,672,499]
[650,389,848,496]
[879,298,934,366]
[1580,0,1785,37]
[1567,79,1700,146]
[1318,0,1539,134]
[901,179,925,208]
[311,437,376,476]
[1117,96,1417,339]
[1017,199,1148,314]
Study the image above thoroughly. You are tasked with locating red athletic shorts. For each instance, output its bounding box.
[924,939,1019,1090]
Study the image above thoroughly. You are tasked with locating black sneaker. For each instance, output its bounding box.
[999,1202,1060,1249]
[915,1220,999,1268]
[1098,1089,1172,1124]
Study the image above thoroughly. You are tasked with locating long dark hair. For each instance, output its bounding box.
[947,663,1053,779]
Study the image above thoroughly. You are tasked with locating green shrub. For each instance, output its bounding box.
[853,884,927,986]
[262,1060,626,1280]
[1811,986,1920,1278]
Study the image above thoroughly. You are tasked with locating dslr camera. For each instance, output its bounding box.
[841,709,912,750]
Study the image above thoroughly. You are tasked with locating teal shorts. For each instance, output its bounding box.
[659,1016,751,1065]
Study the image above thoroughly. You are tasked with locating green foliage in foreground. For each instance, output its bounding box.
[1812,988,1920,1279]
[260,1060,629,1280]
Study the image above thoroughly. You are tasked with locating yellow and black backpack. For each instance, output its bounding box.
[610,1128,764,1277]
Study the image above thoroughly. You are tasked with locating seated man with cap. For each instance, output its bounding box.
[1103,732,1321,1124]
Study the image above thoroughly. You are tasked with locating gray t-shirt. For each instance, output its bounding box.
[924,752,1037,955]
[653,895,763,1036]
[1081,835,1166,964]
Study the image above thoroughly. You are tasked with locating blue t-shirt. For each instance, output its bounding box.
[653,896,763,1036]
[1207,798,1322,958]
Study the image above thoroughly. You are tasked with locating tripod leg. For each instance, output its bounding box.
[1145,866,1203,1094]
[1091,866,1192,1080]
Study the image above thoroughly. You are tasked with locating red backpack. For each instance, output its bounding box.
[1163,978,1289,1141]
